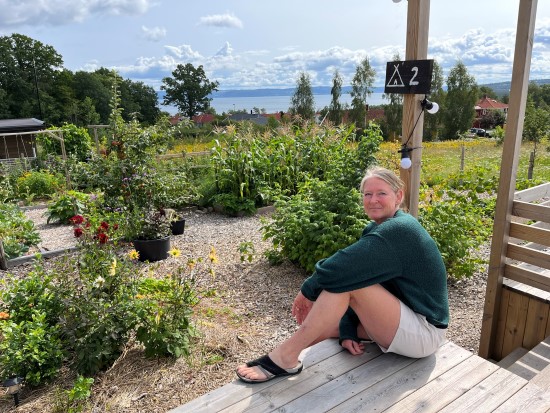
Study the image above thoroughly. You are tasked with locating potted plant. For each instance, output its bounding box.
[165,208,186,236]
[132,208,174,262]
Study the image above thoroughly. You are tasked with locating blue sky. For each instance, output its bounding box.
[1,0,549,91]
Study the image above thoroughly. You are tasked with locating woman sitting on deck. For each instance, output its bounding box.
[236,167,449,383]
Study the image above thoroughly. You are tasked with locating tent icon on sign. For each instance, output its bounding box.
[386,64,405,88]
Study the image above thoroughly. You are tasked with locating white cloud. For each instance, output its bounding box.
[164,44,203,60]
[141,25,167,42]
[0,0,151,27]
[198,13,243,29]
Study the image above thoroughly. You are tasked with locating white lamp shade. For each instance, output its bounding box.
[400,157,412,169]
[426,101,439,114]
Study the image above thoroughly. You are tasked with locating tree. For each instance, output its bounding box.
[0,33,63,121]
[479,86,497,100]
[161,64,219,119]
[349,57,376,128]
[424,60,445,141]
[443,61,478,139]
[289,72,315,121]
[382,53,403,141]
[328,70,343,125]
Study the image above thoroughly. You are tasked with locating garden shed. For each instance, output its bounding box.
[0,118,44,161]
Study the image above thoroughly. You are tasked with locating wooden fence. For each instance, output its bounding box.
[482,182,550,360]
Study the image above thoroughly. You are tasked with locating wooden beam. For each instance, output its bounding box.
[400,0,430,216]
[509,223,550,247]
[505,264,550,293]
[479,0,538,359]
[512,200,550,222]
[507,243,550,271]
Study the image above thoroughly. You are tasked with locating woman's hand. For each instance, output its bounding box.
[341,339,365,355]
[291,291,313,325]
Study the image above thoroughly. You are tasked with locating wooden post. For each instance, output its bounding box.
[528,150,535,179]
[479,0,538,359]
[0,239,8,270]
[400,0,430,216]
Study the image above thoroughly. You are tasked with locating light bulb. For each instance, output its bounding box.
[426,101,439,114]
[400,157,412,169]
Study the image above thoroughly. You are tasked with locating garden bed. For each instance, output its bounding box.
[0,209,489,412]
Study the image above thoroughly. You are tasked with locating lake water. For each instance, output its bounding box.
[162,92,388,115]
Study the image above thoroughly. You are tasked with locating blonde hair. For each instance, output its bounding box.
[360,167,404,194]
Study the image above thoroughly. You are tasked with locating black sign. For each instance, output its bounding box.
[384,59,433,94]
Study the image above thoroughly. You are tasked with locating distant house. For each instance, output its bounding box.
[229,112,269,126]
[0,118,45,161]
[473,95,508,128]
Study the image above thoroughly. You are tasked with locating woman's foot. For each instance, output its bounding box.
[236,353,303,383]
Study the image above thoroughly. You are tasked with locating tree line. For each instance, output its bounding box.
[288,56,550,142]
[0,33,161,126]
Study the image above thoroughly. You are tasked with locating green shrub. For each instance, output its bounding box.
[134,270,199,358]
[0,203,41,259]
[45,190,91,224]
[262,179,369,272]
[0,309,64,386]
[39,123,93,162]
[16,170,63,200]
[52,376,94,413]
[418,169,497,279]
[0,262,65,385]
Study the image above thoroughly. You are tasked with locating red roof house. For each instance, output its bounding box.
[473,95,508,128]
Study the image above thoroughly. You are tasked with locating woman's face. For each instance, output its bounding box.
[362,177,403,224]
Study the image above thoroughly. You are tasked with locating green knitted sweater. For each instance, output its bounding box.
[300,210,449,342]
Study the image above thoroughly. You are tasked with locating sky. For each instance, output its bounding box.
[1,0,550,92]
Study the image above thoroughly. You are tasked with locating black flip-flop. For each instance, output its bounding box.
[236,354,303,383]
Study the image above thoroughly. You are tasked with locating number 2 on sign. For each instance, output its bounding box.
[409,67,419,86]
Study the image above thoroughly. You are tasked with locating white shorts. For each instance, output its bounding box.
[379,300,446,358]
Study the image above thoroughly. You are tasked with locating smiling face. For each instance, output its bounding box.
[361,177,403,224]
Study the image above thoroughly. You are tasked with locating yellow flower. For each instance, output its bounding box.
[209,246,219,264]
[135,294,145,299]
[169,248,181,257]
[109,258,117,276]
[128,249,140,260]
[187,258,196,270]
[0,311,9,320]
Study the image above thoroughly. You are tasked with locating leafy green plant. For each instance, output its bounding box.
[262,179,369,272]
[134,266,199,358]
[0,203,41,259]
[211,193,256,216]
[133,207,174,240]
[58,216,138,375]
[418,169,497,279]
[52,376,94,413]
[238,241,255,263]
[16,170,63,200]
[38,123,93,162]
[45,190,90,224]
[0,309,64,386]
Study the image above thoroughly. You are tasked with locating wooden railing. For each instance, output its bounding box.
[487,182,550,360]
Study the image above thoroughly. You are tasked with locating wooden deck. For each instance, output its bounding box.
[169,339,550,412]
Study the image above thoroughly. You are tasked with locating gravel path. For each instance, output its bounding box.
[0,208,488,412]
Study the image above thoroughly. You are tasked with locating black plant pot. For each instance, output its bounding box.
[132,236,170,262]
[171,219,186,235]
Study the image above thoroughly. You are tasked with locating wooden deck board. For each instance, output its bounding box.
[493,382,550,413]
[383,354,498,413]
[437,368,528,413]
[170,340,550,413]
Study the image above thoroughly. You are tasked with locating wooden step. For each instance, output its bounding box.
[495,347,529,369]
[531,362,550,390]
[507,336,550,380]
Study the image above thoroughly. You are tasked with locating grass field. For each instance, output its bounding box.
[379,138,550,185]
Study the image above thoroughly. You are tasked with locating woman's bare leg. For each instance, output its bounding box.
[236,284,401,381]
